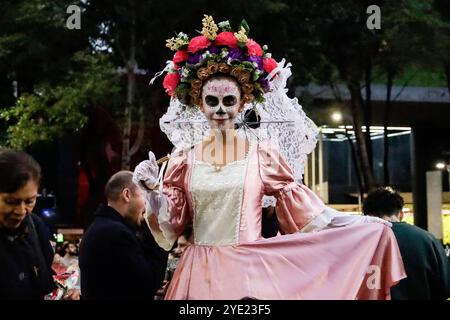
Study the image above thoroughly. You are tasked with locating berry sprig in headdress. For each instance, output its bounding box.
[158,15,279,107]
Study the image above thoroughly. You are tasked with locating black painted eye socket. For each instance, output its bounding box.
[223,95,237,107]
[205,95,219,107]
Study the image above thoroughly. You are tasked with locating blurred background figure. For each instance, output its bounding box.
[61,240,79,268]
[172,228,192,260]
[363,187,450,300]
[50,239,81,299]
[154,226,192,300]
[261,206,279,238]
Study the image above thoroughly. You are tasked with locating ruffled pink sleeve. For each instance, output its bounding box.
[258,141,328,234]
[152,150,192,250]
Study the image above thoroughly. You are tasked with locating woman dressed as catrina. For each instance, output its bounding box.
[134,16,405,299]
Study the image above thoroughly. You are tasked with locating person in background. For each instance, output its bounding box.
[54,242,66,258]
[155,226,192,300]
[0,149,79,300]
[363,187,450,300]
[79,171,168,300]
[261,206,279,238]
[167,226,193,281]
[60,241,78,267]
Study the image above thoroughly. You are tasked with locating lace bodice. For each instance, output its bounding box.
[190,159,247,246]
[152,140,326,250]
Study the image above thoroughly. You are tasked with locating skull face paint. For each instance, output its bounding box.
[200,76,242,131]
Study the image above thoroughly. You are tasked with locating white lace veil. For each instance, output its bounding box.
[159,59,318,207]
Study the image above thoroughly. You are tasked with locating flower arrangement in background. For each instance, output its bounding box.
[160,15,279,107]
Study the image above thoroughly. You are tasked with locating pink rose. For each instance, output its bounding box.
[246,39,263,57]
[163,72,180,96]
[215,32,238,48]
[263,57,278,74]
[187,36,211,53]
[173,50,189,64]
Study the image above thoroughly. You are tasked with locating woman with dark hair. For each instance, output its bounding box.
[0,149,78,300]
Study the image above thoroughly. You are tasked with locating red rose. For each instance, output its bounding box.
[246,39,263,57]
[187,36,211,53]
[263,57,278,74]
[163,72,180,96]
[173,50,189,64]
[215,32,238,48]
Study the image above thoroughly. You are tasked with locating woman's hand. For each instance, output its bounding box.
[133,151,166,216]
[329,210,392,228]
[301,207,392,233]
[133,151,159,190]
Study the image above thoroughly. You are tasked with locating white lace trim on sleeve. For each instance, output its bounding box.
[299,206,335,233]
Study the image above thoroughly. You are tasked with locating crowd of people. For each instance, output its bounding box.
[0,149,449,300]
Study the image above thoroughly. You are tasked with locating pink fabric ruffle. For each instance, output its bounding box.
[165,223,405,299]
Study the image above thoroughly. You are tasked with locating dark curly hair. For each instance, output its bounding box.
[362,187,404,218]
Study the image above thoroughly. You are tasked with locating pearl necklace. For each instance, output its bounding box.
[195,138,253,172]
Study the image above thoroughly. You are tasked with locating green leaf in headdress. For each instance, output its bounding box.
[239,19,250,35]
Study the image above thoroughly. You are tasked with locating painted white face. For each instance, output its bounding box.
[201,77,242,131]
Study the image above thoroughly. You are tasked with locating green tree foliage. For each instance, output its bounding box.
[0,0,99,146]
[276,0,449,191]
[0,52,120,148]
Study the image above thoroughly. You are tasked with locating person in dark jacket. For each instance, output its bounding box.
[363,187,450,300]
[79,170,168,300]
[0,150,79,300]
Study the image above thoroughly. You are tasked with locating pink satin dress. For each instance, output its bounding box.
[151,140,405,299]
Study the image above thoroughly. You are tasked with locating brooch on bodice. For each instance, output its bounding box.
[212,162,223,172]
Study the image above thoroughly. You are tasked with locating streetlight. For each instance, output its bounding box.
[435,160,450,193]
[436,162,446,170]
[331,111,343,123]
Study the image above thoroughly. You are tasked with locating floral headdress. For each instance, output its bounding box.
[158,15,279,107]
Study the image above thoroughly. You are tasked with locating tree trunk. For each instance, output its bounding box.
[364,58,373,172]
[121,8,137,170]
[383,69,394,186]
[129,104,145,157]
[444,62,450,97]
[345,127,364,201]
[347,81,375,192]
